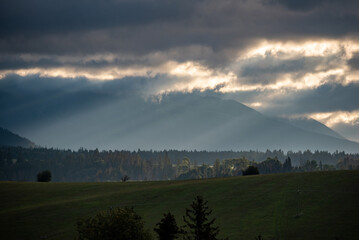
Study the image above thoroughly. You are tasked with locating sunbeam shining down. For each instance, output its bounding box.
[1,1,359,240]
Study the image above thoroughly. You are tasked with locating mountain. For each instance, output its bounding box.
[0,77,358,152]
[276,117,346,140]
[0,127,35,148]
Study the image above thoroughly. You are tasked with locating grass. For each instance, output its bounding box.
[0,170,358,240]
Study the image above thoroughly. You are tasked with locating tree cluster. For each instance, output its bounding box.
[76,207,152,240]
[154,196,228,240]
[76,196,227,240]
[176,156,354,180]
[37,170,51,182]
[242,166,259,176]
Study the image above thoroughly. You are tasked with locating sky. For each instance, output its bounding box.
[1,0,359,142]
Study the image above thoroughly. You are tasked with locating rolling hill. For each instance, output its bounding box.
[0,170,358,239]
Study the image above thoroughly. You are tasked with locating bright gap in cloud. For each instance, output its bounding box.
[308,111,359,128]
[286,110,359,129]
[240,39,359,59]
[0,38,358,96]
[297,111,359,143]
[227,39,359,93]
[0,60,237,95]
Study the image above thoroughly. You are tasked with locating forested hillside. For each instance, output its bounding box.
[1,147,358,182]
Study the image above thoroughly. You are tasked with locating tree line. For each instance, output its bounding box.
[0,147,358,182]
[175,156,357,180]
[138,149,355,167]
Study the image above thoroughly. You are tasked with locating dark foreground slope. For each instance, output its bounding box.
[0,170,358,240]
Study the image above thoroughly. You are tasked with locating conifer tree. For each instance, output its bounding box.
[154,212,181,240]
[283,157,292,172]
[183,196,225,240]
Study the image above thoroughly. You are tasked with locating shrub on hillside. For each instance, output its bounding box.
[121,175,130,182]
[154,212,182,240]
[242,166,259,176]
[37,170,52,182]
[76,207,153,240]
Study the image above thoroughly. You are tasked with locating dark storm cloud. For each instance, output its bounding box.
[0,0,358,59]
[0,74,123,94]
[258,83,359,116]
[235,53,343,85]
[293,83,359,113]
[332,123,359,142]
[0,0,194,36]
[0,56,59,70]
[0,73,186,99]
[264,0,327,11]
[0,74,94,93]
[0,54,165,70]
[0,0,198,56]
[348,52,359,70]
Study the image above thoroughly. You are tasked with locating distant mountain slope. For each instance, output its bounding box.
[276,117,346,140]
[0,127,35,148]
[0,77,358,152]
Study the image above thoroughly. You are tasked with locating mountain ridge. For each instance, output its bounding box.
[276,117,346,140]
[0,127,35,148]
[0,78,358,152]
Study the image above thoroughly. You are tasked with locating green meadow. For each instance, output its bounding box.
[0,170,358,240]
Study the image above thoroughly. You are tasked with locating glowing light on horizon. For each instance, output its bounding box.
[310,111,359,127]
[247,102,263,108]
[163,61,236,93]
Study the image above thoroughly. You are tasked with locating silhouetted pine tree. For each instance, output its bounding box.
[154,212,181,240]
[183,196,226,240]
[283,157,292,172]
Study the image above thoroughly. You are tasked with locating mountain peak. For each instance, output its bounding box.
[1,87,358,152]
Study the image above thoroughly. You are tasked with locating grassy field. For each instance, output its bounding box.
[0,170,358,240]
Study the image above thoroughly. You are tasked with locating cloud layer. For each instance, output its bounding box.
[1,0,359,142]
